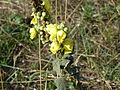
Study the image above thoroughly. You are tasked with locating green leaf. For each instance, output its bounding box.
[47,81,56,89]
[52,59,70,76]
[67,81,75,90]
[54,77,66,90]
[52,59,61,76]
[43,0,52,13]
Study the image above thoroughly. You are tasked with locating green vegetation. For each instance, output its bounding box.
[0,0,120,90]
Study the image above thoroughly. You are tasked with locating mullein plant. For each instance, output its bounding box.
[30,0,73,55]
[29,0,80,89]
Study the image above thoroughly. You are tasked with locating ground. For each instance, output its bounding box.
[0,0,120,90]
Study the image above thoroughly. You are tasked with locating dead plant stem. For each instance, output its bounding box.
[39,34,42,90]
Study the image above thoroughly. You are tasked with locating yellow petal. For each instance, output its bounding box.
[46,24,58,34]
[63,38,73,54]
[30,34,36,39]
[46,24,58,41]
[31,18,37,25]
[64,50,72,54]
[57,30,66,44]
[50,41,60,54]
[29,28,37,39]
[49,34,56,41]
[30,28,35,33]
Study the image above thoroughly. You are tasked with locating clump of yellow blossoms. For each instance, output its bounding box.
[29,12,38,39]
[46,24,58,41]
[30,28,37,39]
[29,0,73,55]
[31,12,37,25]
[46,23,73,54]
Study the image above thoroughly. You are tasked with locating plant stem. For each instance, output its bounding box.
[65,0,67,21]
[56,0,58,23]
[45,69,48,90]
[0,69,4,90]
[39,34,42,90]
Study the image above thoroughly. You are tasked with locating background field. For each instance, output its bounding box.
[0,0,120,90]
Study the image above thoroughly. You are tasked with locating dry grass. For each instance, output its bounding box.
[0,0,120,90]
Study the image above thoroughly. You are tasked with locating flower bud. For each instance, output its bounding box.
[46,21,49,25]
[40,16,44,21]
[37,12,41,19]
[42,12,46,17]
[40,31,43,35]
[32,8,36,12]
[64,27,68,32]
[41,1,45,5]
[40,26,44,30]
[42,41,45,44]
[40,37,44,41]
[59,22,65,29]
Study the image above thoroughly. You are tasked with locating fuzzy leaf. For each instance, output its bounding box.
[54,77,66,90]
[52,59,61,76]
[43,0,52,13]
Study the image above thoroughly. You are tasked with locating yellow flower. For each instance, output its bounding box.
[29,28,37,39]
[46,24,58,41]
[57,30,66,44]
[63,38,73,54]
[49,34,56,41]
[46,24,58,34]
[50,41,60,54]
[31,18,37,25]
